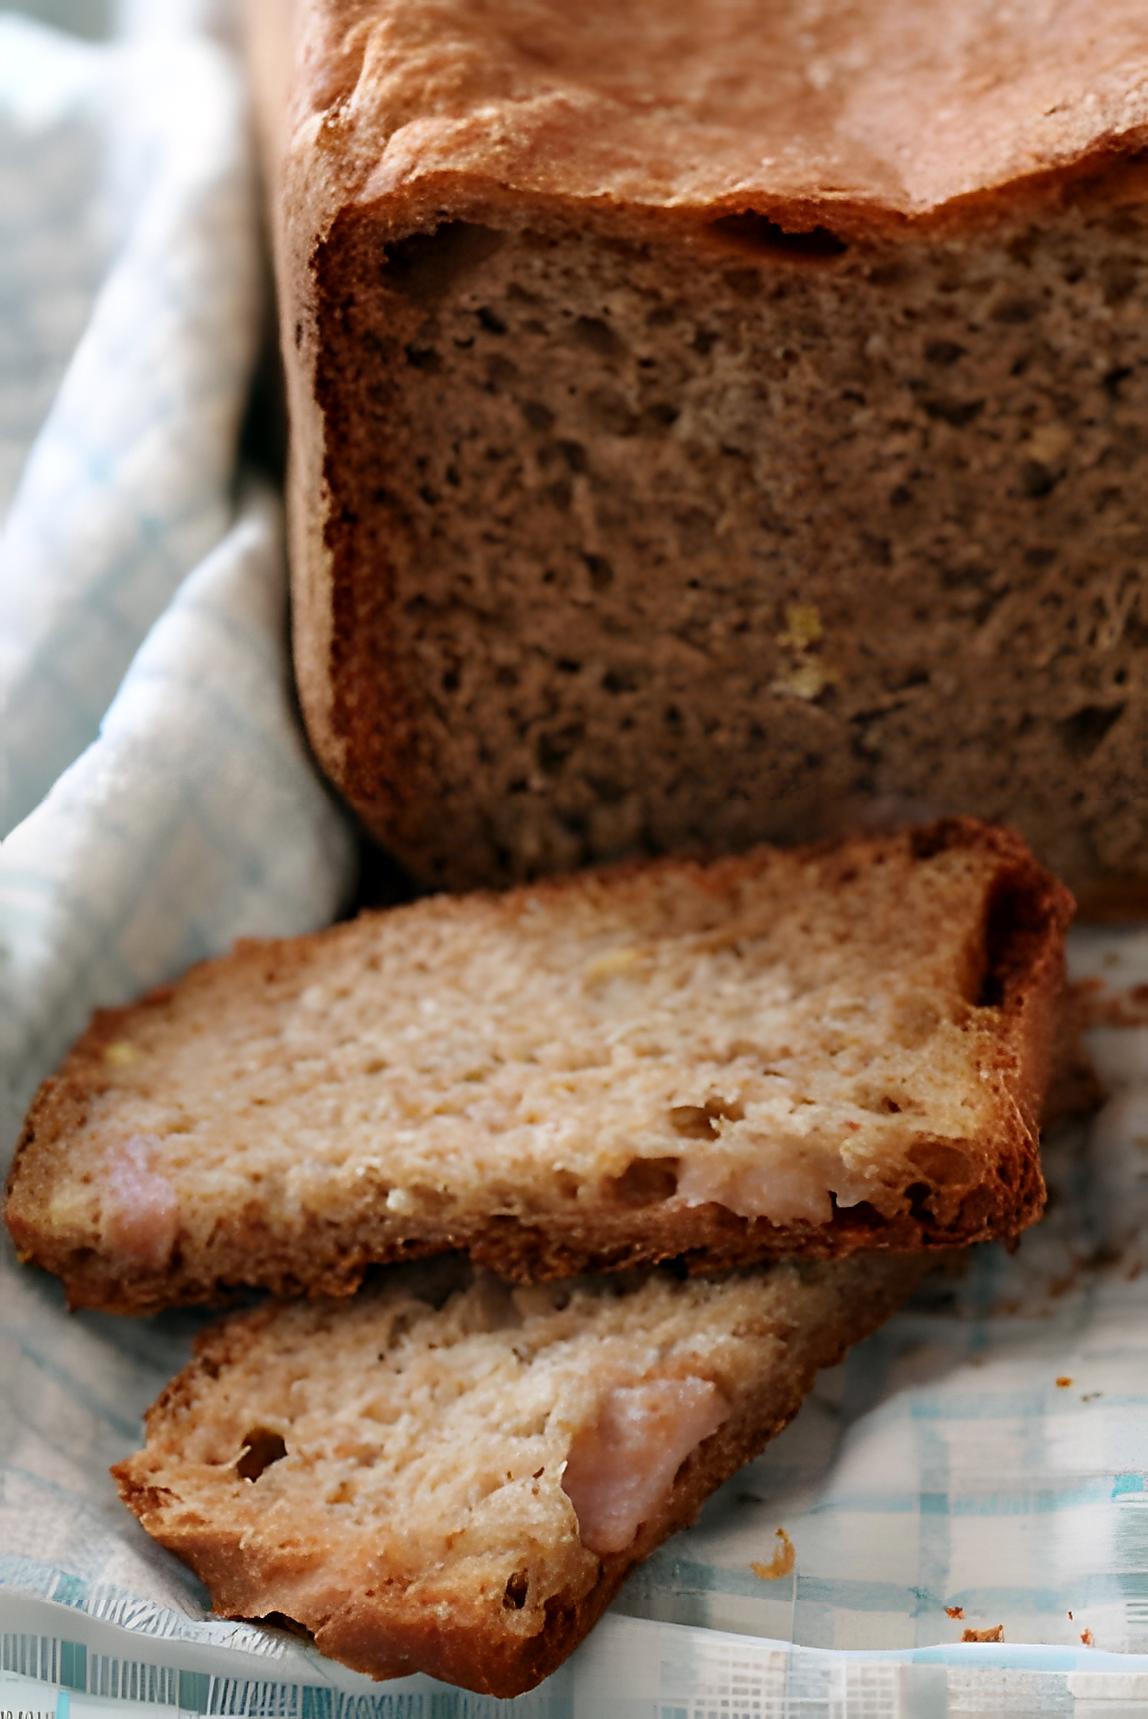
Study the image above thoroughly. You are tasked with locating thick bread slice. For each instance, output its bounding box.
[114,1252,928,1696]
[7,821,1069,1313]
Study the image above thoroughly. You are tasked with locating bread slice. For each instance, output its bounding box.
[114,1251,928,1696]
[6,821,1070,1313]
[249,0,1148,907]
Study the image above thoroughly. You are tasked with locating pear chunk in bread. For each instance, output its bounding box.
[7,821,1071,1312]
[114,1253,928,1696]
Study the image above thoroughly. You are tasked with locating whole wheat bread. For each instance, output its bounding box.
[114,1252,928,1696]
[7,821,1070,1312]
[250,0,1148,908]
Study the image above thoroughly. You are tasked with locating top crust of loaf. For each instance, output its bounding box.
[6,821,1072,1313]
[254,0,1148,247]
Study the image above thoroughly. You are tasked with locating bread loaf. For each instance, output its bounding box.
[251,0,1148,906]
[6,821,1070,1312]
[114,1253,928,1696]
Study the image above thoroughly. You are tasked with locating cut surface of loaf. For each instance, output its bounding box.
[114,1252,928,1696]
[251,0,1148,903]
[7,822,1070,1312]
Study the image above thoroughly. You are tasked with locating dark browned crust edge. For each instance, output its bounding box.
[6,822,1072,1315]
[112,1253,929,1696]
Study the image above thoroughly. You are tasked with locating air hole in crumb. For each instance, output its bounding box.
[237,1430,287,1481]
[904,1181,936,1220]
[584,553,615,590]
[708,212,849,260]
[536,725,583,774]
[603,665,642,694]
[991,295,1037,325]
[503,1571,530,1609]
[554,1170,580,1200]
[403,344,441,372]
[383,222,504,302]
[924,338,966,366]
[670,1097,746,1139]
[1060,704,1124,760]
[610,1157,680,1205]
[923,396,985,428]
[1019,459,1059,499]
[522,400,554,432]
[570,315,626,357]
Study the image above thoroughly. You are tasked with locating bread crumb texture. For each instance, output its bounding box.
[6,823,1070,1310]
[274,0,1148,899]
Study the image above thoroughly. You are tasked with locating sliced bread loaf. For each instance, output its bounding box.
[6,821,1069,1312]
[251,0,1148,906]
[114,1252,928,1695]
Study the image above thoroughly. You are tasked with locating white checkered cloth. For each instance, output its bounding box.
[2,7,1148,1718]
[0,9,356,1138]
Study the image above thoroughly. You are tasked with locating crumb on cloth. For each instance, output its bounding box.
[1081,1628,1095,1646]
[962,1624,1005,1643]
[751,1528,795,1580]
[945,1605,965,1619]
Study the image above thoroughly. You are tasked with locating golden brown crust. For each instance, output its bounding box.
[259,0,1148,241]
[6,821,1072,1315]
[114,1254,928,1696]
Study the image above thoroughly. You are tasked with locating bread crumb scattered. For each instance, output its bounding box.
[945,1605,965,1619]
[1067,1610,1074,1621]
[104,1042,139,1066]
[1080,1628,1094,1646]
[962,1624,1004,1643]
[1055,1376,1073,1388]
[751,1528,795,1580]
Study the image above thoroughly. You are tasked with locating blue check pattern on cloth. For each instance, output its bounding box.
[2,7,1148,1717]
